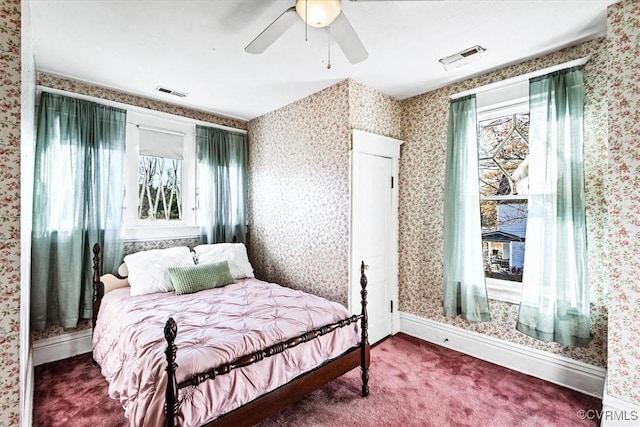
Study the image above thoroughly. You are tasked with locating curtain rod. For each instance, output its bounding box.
[450,56,591,100]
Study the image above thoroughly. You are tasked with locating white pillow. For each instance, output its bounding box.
[124,246,195,296]
[193,243,255,280]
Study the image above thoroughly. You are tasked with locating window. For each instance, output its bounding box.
[124,111,197,239]
[138,155,182,220]
[137,127,184,221]
[477,93,529,303]
[36,89,247,241]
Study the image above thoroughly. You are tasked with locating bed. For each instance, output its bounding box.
[91,242,370,427]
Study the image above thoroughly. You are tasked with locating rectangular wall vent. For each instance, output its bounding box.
[439,45,486,71]
[155,86,188,98]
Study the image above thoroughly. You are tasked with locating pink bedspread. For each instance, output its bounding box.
[92,278,361,427]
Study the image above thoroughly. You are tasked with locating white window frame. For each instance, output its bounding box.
[124,111,198,240]
[477,85,529,304]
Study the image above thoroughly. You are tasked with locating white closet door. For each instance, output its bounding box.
[351,130,402,345]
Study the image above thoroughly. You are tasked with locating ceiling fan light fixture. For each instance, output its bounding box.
[295,0,342,28]
[439,45,486,71]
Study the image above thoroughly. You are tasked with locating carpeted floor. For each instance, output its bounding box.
[34,333,601,427]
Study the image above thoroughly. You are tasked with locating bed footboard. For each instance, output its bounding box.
[164,261,371,427]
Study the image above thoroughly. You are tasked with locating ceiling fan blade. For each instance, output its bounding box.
[329,11,368,64]
[245,6,298,54]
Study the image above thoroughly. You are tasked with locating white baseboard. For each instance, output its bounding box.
[601,389,640,427]
[399,312,606,398]
[33,329,93,366]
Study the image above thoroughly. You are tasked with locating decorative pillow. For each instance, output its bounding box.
[124,246,195,296]
[193,243,255,280]
[168,261,235,295]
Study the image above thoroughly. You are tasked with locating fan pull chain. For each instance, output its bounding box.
[305,0,308,42]
[327,28,332,69]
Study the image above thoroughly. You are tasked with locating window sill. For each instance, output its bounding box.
[486,278,522,304]
[124,224,200,241]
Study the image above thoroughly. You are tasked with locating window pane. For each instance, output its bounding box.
[479,159,503,197]
[479,111,530,286]
[138,156,182,220]
[479,113,529,196]
[481,200,527,283]
[478,116,513,158]
[516,112,529,135]
[497,133,528,176]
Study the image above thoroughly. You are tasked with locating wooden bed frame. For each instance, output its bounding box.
[91,243,370,427]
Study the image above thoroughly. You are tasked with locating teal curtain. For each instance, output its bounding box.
[516,67,592,347]
[31,92,126,331]
[443,95,491,322]
[196,126,248,244]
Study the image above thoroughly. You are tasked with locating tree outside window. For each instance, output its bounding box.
[138,156,182,220]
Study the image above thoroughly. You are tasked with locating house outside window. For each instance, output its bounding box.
[477,87,529,303]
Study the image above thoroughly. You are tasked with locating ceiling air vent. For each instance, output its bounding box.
[439,45,486,71]
[155,86,188,98]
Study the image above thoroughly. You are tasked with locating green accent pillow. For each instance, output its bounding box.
[168,261,235,295]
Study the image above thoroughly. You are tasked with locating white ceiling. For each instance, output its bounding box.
[29,0,617,122]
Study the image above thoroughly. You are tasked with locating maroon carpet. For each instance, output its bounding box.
[34,333,600,427]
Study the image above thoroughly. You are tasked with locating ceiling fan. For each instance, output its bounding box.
[244,0,368,64]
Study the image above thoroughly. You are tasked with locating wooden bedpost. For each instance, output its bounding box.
[91,244,103,366]
[165,318,179,427]
[92,244,103,331]
[360,261,370,397]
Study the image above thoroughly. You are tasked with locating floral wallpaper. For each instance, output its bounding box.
[247,81,351,305]
[399,39,610,367]
[247,79,401,306]
[30,320,93,342]
[0,0,22,424]
[348,80,403,140]
[605,0,640,406]
[122,237,201,257]
[37,73,247,131]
